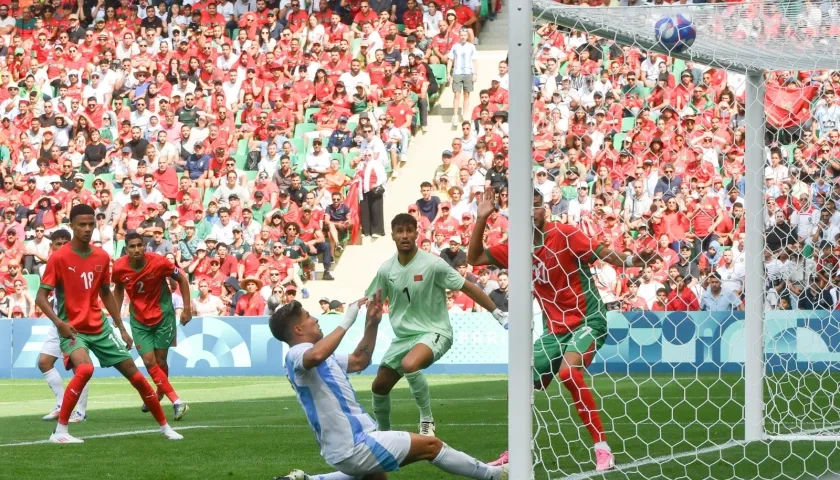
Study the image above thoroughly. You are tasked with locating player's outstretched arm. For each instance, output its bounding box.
[466,188,496,267]
[302,295,373,370]
[174,271,193,325]
[461,280,508,329]
[347,289,384,374]
[100,285,134,351]
[596,246,654,270]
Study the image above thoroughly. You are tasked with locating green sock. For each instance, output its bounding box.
[405,371,433,423]
[372,392,392,431]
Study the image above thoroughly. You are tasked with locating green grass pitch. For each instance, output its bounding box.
[0,373,837,479]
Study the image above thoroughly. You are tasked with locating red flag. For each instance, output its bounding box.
[414,274,423,281]
[765,83,818,129]
[343,179,361,245]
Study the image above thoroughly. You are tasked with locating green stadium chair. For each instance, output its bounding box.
[612,133,626,150]
[397,24,405,33]
[235,155,247,170]
[304,107,320,123]
[346,121,357,133]
[294,122,317,139]
[621,117,636,132]
[672,58,686,78]
[290,138,305,155]
[83,174,95,191]
[99,173,115,186]
[557,61,568,76]
[330,152,344,164]
[341,167,356,178]
[560,186,577,200]
[429,64,448,87]
[351,38,361,55]
[203,187,217,207]
[235,109,243,128]
[236,138,248,155]
[344,151,360,169]
[245,170,259,181]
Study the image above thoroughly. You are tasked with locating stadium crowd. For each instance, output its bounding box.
[0,0,830,319]
[0,0,497,318]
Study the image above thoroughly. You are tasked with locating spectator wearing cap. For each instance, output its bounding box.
[327,116,354,154]
[484,152,508,193]
[534,167,556,204]
[184,142,212,190]
[304,138,332,182]
[433,149,459,188]
[440,234,467,269]
[138,203,166,244]
[235,277,267,316]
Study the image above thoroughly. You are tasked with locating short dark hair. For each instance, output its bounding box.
[391,213,417,230]
[125,232,143,244]
[269,301,304,343]
[420,181,432,189]
[50,230,71,242]
[69,204,95,221]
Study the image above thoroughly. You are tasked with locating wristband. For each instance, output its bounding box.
[339,301,362,330]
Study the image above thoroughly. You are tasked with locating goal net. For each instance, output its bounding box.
[511,1,840,478]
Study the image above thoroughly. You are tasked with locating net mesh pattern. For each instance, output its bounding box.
[522,1,840,479]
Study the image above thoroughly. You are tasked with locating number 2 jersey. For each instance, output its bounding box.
[485,222,606,334]
[365,249,466,340]
[40,244,112,335]
[112,252,179,327]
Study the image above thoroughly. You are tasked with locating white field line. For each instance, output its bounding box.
[0,423,503,447]
[558,422,840,480]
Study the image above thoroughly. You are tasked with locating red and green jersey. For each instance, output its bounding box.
[40,244,112,335]
[112,252,178,327]
[485,222,605,334]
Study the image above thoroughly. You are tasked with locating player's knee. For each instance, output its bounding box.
[37,355,54,372]
[371,380,392,396]
[141,356,158,370]
[74,363,94,381]
[400,359,420,375]
[557,368,574,383]
[423,437,444,460]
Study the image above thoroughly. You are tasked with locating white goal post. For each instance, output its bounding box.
[508,1,840,478]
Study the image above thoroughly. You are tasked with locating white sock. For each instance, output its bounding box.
[308,473,357,480]
[43,368,64,405]
[160,423,173,433]
[594,441,610,452]
[432,443,503,479]
[54,423,68,434]
[76,384,90,415]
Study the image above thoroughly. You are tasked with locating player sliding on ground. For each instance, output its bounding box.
[466,189,653,472]
[270,292,509,480]
[113,232,193,421]
[365,213,508,437]
[36,204,183,444]
[39,230,90,423]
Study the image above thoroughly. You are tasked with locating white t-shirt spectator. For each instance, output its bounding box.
[194,294,225,316]
[423,10,443,36]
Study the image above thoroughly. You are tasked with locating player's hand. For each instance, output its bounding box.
[120,328,133,351]
[180,309,193,326]
[365,289,384,327]
[635,248,656,266]
[57,322,76,341]
[477,188,496,220]
[339,295,369,330]
[491,308,509,330]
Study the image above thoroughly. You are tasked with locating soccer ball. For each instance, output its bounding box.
[655,14,696,53]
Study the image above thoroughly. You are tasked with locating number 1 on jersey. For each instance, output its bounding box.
[80,272,94,290]
[403,287,411,303]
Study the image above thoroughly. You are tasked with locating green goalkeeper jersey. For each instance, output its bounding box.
[366,249,466,340]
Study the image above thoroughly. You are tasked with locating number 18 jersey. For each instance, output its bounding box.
[40,244,112,335]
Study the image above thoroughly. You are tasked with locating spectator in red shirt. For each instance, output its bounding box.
[235,277,268,316]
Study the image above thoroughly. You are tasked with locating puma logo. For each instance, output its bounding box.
[68,267,76,272]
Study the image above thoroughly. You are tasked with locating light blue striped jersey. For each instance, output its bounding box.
[285,343,377,464]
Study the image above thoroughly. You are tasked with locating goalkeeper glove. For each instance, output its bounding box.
[339,301,363,330]
[492,309,509,330]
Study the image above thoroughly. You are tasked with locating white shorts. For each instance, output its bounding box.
[330,431,412,477]
[40,325,61,359]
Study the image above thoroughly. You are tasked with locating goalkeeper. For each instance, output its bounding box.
[365,213,508,438]
[466,189,653,473]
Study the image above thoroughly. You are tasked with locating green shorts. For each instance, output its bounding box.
[130,316,177,356]
[381,332,452,375]
[533,318,607,387]
[60,323,132,369]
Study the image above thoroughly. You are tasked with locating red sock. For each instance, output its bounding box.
[148,365,180,403]
[156,365,169,397]
[128,371,167,426]
[57,364,94,426]
[558,368,607,444]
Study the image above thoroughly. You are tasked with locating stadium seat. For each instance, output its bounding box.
[290,138,305,155]
[24,274,40,296]
[331,152,344,165]
[346,121,357,132]
[83,174,95,191]
[344,152,360,169]
[613,133,626,150]
[560,186,577,200]
[429,64,448,87]
[351,38,361,55]
[294,123,317,139]
[245,170,259,182]
[203,187,217,207]
[304,107,320,123]
[621,117,636,132]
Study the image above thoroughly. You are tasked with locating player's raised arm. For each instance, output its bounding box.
[466,188,497,267]
[595,245,654,270]
[347,289,384,373]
